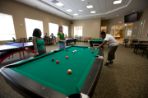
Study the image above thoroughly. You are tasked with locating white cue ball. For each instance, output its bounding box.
[98,56,104,59]
[67,69,72,75]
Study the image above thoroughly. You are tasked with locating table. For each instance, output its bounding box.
[0,42,34,63]
[133,42,148,55]
[89,38,103,47]
[0,46,104,98]
[65,38,77,46]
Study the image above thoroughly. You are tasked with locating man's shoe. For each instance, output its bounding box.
[109,61,113,64]
[105,62,110,66]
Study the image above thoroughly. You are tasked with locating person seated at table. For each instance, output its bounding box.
[32,28,46,56]
[44,33,50,45]
[50,33,56,44]
[57,26,65,49]
[12,37,16,42]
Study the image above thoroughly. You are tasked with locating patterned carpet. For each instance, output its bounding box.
[0,42,148,98]
[92,45,148,98]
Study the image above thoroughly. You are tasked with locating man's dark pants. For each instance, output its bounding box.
[108,45,118,62]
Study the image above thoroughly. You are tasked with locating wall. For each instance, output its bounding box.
[107,8,148,41]
[138,8,148,41]
[107,17,124,34]
[0,0,70,40]
[71,18,101,38]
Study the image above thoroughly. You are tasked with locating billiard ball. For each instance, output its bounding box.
[51,58,54,62]
[65,56,69,59]
[67,69,72,75]
[56,60,59,64]
[25,47,29,50]
[98,56,104,60]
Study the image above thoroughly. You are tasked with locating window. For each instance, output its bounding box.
[49,23,59,37]
[0,13,16,41]
[25,18,44,38]
[127,29,132,37]
[74,26,83,37]
[62,25,69,37]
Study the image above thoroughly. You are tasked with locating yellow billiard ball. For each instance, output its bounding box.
[67,69,72,75]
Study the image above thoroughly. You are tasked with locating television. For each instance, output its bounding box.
[124,12,142,23]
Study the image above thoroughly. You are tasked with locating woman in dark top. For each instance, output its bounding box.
[32,28,46,56]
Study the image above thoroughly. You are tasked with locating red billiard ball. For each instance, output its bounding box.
[25,47,29,50]
[56,60,59,64]
[65,56,69,59]
[67,69,72,75]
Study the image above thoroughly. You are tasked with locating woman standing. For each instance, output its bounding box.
[57,26,65,49]
[32,28,46,56]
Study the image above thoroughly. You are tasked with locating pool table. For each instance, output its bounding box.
[65,38,77,46]
[89,38,103,47]
[0,42,34,63]
[0,46,103,98]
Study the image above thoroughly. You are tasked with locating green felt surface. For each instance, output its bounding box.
[91,38,103,42]
[11,46,100,96]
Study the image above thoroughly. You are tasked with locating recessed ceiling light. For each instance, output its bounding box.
[66,9,72,12]
[86,5,93,9]
[73,13,78,16]
[56,2,64,7]
[113,0,122,5]
[90,11,96,14]
[81,0,85,1]
[78,10,83,12]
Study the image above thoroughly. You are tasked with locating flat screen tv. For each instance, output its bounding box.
[124,12,142,23]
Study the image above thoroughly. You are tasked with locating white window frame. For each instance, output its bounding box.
[62,25,69,37]
[0,13,16,41]
[25,18,44,38]
[74,26,83,37]
[48,23,59,37]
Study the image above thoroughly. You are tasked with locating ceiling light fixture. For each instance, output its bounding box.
[81,0,85,1]
[86,5,93,9]
[113,0,122,5]
[66,9,72,12]
[78,10,83,12]
[56,2,64,7]
[90,11,96,14]
[73,13,78,16]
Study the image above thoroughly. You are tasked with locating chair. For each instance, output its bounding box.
[123,39,129,47]
[28,37,33,41]
[12,37,16,42]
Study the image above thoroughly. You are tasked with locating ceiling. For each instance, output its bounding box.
[15,0,148,20]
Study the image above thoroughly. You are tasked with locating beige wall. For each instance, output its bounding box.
[0,0,70,39]
[139,8,148,41]
[123,9,148,41]
[107,17,124,34]
[107,8,148,41]
[71,18,101,38]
